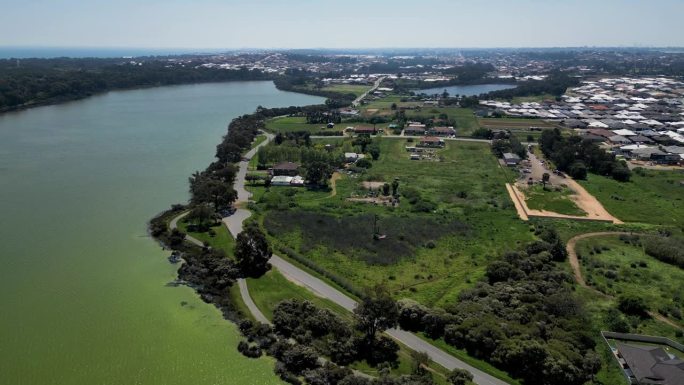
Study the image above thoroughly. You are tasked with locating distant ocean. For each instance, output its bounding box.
[0,47,225,59]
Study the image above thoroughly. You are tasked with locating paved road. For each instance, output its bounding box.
[221,131,508,385]
[270,255,507,385]
[166,130,508,384]
[168,211,204,247]
[352,76,385,107]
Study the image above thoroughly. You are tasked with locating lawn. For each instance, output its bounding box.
[576,234,684,325]
[246,269,350,322]
[524,184,587,216]
[256,138,534,307]
[177,219,235,257]
[578,169,684,229]
[264,116,342,134]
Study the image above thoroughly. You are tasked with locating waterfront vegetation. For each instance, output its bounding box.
[150,81,684,385]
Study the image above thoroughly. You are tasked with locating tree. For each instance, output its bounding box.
[234,224,272,277]
[391,179,399,197]
[187,204,214,231]
[305,161,333,186]
[611,162,631,182]
[541,172,550,189]
[568,161,587,180]
[390,103,397,111]
[354,285,399,342]
[447,368,473,385]
[382,183,390,196]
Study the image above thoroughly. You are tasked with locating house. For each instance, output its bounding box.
[609,135,632,145]
[615,342,684,385]
[630,135,654,144]
[428,126,456,137]
[404,123,427,136]
[410,153,421,160]
[651,152,681,165]
[417,136,444,148]
[272,161,300,176]
[353,126,377,135]
[503,152,522,166]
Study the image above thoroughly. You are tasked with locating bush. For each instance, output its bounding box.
[618,294,649,317]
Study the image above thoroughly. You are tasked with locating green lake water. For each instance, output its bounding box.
[0,82,323,385]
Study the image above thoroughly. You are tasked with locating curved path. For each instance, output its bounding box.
[566,232,682,331]
[219,132,508,385]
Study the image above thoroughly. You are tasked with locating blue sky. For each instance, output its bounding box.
[1,0,683,49]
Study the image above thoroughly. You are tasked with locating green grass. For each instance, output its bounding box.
[524,184,587,216]
[319,84,371,98]
[246,269,351,322]
[577,235,684,327]
[256,138,534,307]
[416,334,521,385]
[265,116,341,134]
[578,169,684,229]
[248,269,450,383]
[177,220,236,257]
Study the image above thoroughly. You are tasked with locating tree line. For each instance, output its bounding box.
[539,128,631,181]
[482,71,580,100]
[0,57,272,111]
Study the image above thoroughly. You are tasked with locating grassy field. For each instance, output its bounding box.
[577,235,684,325]
[578,169,684,229]
[524,184,587,216]
[264,116,342,134]
[246,269,350,321]
[478,117,556,129]
[177,219,236,256]
[254,137,533,307]
[404,107,480,136]
[319,84,371,97]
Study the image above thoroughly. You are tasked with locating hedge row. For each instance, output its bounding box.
[279,246,364,299]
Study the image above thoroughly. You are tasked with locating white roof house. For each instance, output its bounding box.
[612,129,637,136]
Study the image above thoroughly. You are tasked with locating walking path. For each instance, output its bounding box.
[217,131,509,385]
[566,232,682,331]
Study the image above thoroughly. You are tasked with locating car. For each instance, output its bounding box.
[523,168,531,174]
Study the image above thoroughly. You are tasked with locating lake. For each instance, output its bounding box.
[0,82,323,385]
[416,83,516,96]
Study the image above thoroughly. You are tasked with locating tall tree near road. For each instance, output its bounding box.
[235,224,272,278]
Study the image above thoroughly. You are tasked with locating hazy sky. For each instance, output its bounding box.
[1,0,683,49]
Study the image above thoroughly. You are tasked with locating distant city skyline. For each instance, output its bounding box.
[1,0,683,50]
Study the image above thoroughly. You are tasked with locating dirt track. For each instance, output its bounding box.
[510,152,622,223]
[566,232,683,331]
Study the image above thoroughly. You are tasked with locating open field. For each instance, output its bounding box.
[319,84,372,97]
[578,169,684,229]
[254,137,533,307]
[577,235,684,324]
[523,185,587,216]
[264,116,342,134]
[478,117,556,129]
